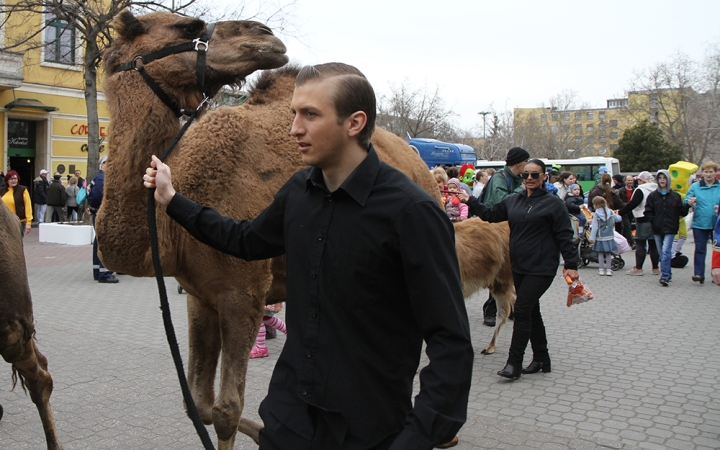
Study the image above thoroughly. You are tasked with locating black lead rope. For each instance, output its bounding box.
[116,22,218,450]
[147,103,216,450]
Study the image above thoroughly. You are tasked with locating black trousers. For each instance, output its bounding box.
[507,273,555,368]
[635,238,658,270]
[483,293,496,318]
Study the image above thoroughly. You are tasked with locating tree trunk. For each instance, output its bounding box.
[83,37,101,181]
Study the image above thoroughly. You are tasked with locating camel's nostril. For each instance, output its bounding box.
[255,24,273,36]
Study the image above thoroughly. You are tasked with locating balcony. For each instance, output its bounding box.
[0,50,24,89]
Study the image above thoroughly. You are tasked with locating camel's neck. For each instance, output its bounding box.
[96,75,186,275]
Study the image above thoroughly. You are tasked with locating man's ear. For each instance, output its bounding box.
[346,111,367,138]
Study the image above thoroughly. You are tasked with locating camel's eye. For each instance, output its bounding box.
[176,20,205,38]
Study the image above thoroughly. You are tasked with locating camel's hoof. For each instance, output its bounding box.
[480,348,494,355]
[436,435,459,448]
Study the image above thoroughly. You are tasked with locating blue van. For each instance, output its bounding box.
[409,138,477,168]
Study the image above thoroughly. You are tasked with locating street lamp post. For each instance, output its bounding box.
[478,111,490,157]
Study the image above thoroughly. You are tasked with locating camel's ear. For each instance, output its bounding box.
[112,10,147,39]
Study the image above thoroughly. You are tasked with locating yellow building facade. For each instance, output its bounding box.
[513,92,661,158]
[1,9,109,190]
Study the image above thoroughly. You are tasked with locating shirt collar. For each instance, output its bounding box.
[305,144,379,206]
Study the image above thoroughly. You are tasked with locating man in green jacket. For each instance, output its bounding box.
[477,147,528,326]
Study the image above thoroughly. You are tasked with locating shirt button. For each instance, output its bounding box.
[317,236,323,241]
[311,312,318,318]
[311,273,317,279]
[306,352,312,358]
[301,390,307,396]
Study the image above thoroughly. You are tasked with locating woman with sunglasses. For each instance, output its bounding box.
[1,170,33,237]
[459,159,579,380]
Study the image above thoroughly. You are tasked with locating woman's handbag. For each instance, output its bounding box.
[564,270,593,307]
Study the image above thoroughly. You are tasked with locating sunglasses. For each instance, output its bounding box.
[521,172,542,180]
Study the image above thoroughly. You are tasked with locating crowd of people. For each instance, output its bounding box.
[438,157,719,288]
[0,167,90,231]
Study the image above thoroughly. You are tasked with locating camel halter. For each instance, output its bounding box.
[117,23,218,450]
[114,23,216,117]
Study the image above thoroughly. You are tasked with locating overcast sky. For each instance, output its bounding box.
[270,0,720,133]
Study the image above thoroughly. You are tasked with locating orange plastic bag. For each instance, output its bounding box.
[563,269,593,307]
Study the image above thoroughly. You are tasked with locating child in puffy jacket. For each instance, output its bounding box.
[564,184,587,233]
[445,178,469,222]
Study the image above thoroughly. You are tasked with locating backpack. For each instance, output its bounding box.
[594,209,614,235]
[480,170,512,204]
[76,185,87,204]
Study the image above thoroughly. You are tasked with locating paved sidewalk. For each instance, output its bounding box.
[1,229,718,449]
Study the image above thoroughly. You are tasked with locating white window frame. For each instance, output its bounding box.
[40,12,83,71]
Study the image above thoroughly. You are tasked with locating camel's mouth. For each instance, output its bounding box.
[238,43,288,58]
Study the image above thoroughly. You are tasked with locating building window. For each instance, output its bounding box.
[551,113,558,121]
[563,124,570,132]
[600,136,607,143]
[610,132,619,139]
[599,147,607,155]
[541,114,547,122]
[575,124,581,132]
[610,144,619,151]
[45,15,77,65]
[587,124,594,132]
[599,123,606,131]
[599,112,606,119]
[649,94,658,107]
[563,113,570,121]
[541,126,548,133]
[551,125,558,132]
[575,136,582,144]
[610,119,618,127]
[586,112,594,120]
[575,112,581,120]
[587,136,595,144]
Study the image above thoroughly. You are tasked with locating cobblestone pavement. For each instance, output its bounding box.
[1,229,718,449]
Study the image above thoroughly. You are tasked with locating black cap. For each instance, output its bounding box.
[505,147,530,166]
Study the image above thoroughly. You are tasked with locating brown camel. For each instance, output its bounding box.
[0,203,62,450]
[98,10,512,448]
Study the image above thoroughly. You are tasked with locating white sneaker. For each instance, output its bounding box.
[598,269,605,276]
[606,269,613,276]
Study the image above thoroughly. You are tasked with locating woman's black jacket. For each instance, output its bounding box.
[466,188,578,276]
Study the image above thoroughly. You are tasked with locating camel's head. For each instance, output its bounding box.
[105,11,288,98]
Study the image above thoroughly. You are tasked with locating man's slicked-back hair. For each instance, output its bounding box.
[296,62,377,148]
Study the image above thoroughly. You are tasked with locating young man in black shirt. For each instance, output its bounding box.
[144,63,473,450]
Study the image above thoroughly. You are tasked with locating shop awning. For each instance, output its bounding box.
[4,98,59,112]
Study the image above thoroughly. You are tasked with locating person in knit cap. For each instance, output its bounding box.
[460,146,528,327]
[564,183,587,233]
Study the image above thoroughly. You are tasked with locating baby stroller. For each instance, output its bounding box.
[569,214,627,271]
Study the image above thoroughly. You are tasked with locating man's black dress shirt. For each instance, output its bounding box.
[166,146,474,449]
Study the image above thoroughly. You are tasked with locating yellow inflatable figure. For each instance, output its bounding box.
[669,161,699,255]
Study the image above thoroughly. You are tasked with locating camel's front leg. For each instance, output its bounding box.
[214,294,264,449]
[13,341,63,450]
[187,293,221,424]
